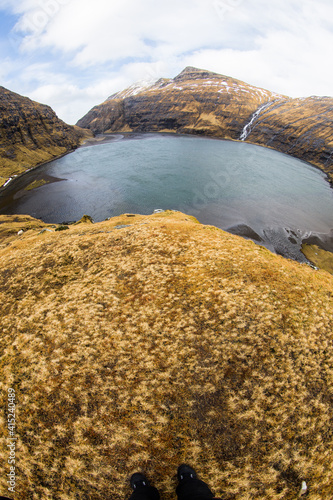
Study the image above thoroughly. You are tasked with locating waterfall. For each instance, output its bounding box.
[240,101,273,141]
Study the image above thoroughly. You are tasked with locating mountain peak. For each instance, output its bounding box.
[76,68,333,184]
[179,66,203,74]
[175,66,222,81]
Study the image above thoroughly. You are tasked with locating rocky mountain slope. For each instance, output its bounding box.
[77,67,333,182]
[0,86,89,187]
[244,97,333,181]
[1,210,333,500]
[77,67,282,139]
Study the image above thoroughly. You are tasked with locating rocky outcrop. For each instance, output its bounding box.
[77,67,333,182]
[0,86,90,186]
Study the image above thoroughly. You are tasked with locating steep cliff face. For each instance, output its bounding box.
[77,67,333,182]
[77,67,283,139]
[0,86,88,186]
[242,96,333,181]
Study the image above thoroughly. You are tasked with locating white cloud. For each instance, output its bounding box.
[28,82,109,122]
[1,0,332,123]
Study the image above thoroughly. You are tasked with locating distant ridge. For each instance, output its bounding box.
[0,86,90,186]
[77,67,333,182]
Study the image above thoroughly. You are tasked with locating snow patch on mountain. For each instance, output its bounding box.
[107,73,285,106]
[108,80,161,100]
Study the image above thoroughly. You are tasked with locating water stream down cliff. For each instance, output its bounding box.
[240,101,275,141]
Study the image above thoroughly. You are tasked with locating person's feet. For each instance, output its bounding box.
[130,472,150,490]
[177,464,197,481]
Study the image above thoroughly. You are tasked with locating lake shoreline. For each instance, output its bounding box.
[2,131,333,191]
[1,133,333,267]
[81,132,333,189]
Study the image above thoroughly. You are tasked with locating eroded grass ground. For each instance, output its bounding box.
[0,211,333,500]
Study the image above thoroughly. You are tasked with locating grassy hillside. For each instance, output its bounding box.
[0,211,333,500]
[246,97,333,183]
[0,86,91,186]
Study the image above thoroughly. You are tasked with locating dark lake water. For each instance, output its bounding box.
[1,133,333,262]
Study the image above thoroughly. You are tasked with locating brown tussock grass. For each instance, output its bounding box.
[0,211,333,500]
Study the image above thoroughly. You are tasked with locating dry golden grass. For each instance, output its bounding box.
[0,211,333,500]
[0,214,51,246]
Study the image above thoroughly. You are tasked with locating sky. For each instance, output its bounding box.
[0,0,333,125]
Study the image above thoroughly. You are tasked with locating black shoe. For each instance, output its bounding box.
[177,464,197,481]
[130,472,150,489]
